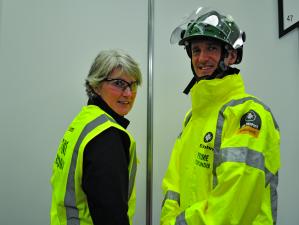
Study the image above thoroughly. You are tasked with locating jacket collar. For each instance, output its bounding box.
[190,72,245,114]
[184,67,240,95]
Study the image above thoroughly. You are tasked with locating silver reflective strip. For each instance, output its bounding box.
[221,147,265,170]
[214,146,265,185]
[215,147,265,187]
[128,143,137,199]
[162,190,180,207]
[213,96,279,186]
[175,211,188,225]
[270,172,278,224]
[64,114,114,224]
[266,168,279,223]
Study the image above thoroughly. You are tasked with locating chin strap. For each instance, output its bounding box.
[183,76,197,95]
[183,63,240,95]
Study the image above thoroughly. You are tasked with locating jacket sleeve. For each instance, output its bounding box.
[162,106,280,225]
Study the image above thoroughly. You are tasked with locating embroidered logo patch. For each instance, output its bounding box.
[238,110,261,137]
[204,132,213,143]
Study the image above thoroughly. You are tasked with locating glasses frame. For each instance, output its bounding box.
[103,78,138,93]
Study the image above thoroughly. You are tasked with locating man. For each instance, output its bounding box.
[161,7,280,225]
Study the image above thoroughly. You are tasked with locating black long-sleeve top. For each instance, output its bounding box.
[82,95,131,225]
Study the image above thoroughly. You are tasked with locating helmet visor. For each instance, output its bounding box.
[170,7,245,49]
[170,7,209,44]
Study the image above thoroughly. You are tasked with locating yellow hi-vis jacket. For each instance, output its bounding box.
[50,105,137,225]
[161,74,280,225]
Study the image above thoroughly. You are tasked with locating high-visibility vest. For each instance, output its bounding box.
[161,74,280,225]
[50,105,137,225]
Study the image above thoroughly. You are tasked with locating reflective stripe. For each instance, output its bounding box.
[218,147,278,183]
[221,147,265,170]
[128,142,137,199]
[64,114,114,224]
[162,190,180,207]
[270,172,278,224]
[175,211,187,225]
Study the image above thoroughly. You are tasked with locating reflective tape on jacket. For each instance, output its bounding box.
[162,190,180,207]
[176,211,187,225]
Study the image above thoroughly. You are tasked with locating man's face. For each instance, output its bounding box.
[191,40,222,78]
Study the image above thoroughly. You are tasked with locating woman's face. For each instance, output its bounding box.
[94,68,137,116]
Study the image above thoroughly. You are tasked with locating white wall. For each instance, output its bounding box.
[0,0,147,224]
[153,0,299,225]
[0,0,298,225]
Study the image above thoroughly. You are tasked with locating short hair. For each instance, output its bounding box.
[85,49,142,98]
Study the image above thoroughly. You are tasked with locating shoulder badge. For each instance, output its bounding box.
[238,110,261,138]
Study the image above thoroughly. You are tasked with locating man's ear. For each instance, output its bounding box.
[226,49,238,65]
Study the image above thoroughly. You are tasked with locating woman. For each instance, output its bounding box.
[50,49,142,225]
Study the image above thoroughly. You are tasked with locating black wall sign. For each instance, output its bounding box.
[278,0,299,38]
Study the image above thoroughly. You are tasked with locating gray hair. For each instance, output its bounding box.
[85,49,142,98]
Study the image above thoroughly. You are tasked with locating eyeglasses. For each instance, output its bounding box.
[103,78,138,93]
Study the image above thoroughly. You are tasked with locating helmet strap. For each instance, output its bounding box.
[214,45,229,77]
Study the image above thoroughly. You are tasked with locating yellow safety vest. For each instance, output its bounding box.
[161,74,280,225]
[50,105,137,225]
